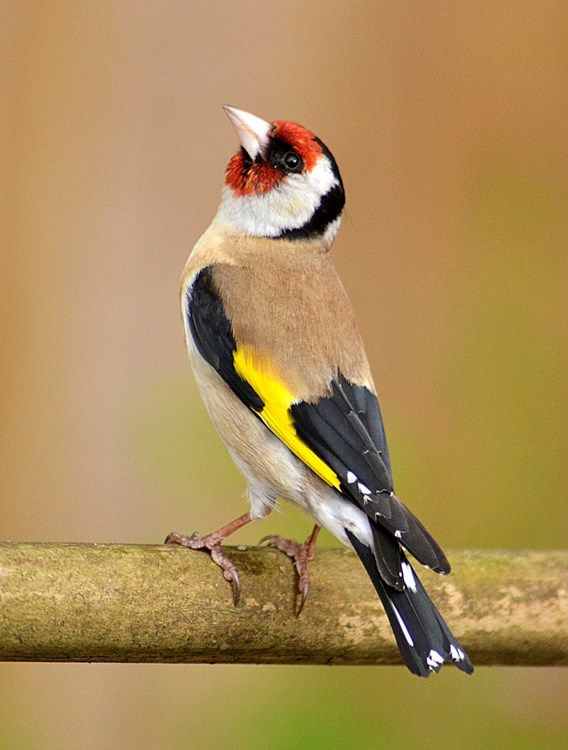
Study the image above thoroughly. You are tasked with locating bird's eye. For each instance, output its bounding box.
[282,151,302,172]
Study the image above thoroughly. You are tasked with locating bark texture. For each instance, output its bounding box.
[1,543,566,666]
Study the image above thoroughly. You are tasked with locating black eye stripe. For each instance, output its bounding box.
[266,137,304,173]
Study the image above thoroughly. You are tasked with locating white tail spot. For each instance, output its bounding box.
[401,561,417,593]
[391,603,414,647]
[450,644,465,661]
[428,649,444,666]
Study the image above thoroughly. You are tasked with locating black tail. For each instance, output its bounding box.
[346,528,473,677]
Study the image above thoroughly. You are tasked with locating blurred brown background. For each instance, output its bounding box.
[1,2,567,748]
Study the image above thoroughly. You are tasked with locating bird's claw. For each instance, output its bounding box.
[259,534,315,616]
[165,530,241,606]
[210,544,241,605]
[296,577,309,617]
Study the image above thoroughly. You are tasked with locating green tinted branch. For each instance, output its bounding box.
[0,543,566,666]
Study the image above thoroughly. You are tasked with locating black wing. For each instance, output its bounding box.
[185,267,263,411]
[291,375,450,576]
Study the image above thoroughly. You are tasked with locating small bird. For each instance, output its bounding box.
[166,106,473,677]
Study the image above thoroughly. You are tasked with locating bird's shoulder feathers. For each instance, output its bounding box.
[182,227,372,400]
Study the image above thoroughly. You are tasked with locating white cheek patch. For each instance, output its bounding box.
[303,156,338,196]
[215,155,340,238]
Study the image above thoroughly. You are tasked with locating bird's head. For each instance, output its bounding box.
[214,106,345,245]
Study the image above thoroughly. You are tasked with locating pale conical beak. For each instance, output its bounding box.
[222,105,272,161]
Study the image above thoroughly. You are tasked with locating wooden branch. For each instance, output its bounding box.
[0,543,566,666]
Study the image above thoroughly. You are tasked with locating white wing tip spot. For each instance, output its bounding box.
[357,482,371,495]
[346,471,357,484]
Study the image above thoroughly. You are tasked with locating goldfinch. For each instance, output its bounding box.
[166,106,473,677]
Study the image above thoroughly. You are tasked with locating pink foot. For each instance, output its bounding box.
[260,525,320,615]
[165,530,241,605]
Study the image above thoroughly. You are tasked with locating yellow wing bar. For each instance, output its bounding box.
[233,345,341,490]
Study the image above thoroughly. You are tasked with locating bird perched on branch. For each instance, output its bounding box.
[166,106,473,677]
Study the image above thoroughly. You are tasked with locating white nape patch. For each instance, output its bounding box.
[215,154,339,239]
[346,471,357,484]
[357,482,371,495]
[401,561,417,593]
[322,216,341,244]
[394,530,402,539]
[426,650,444,668]
[391,603,414,647]
[450,644,465,661]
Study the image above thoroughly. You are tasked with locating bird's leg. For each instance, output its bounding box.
[165,512,252,605]
[260,524,321,616]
